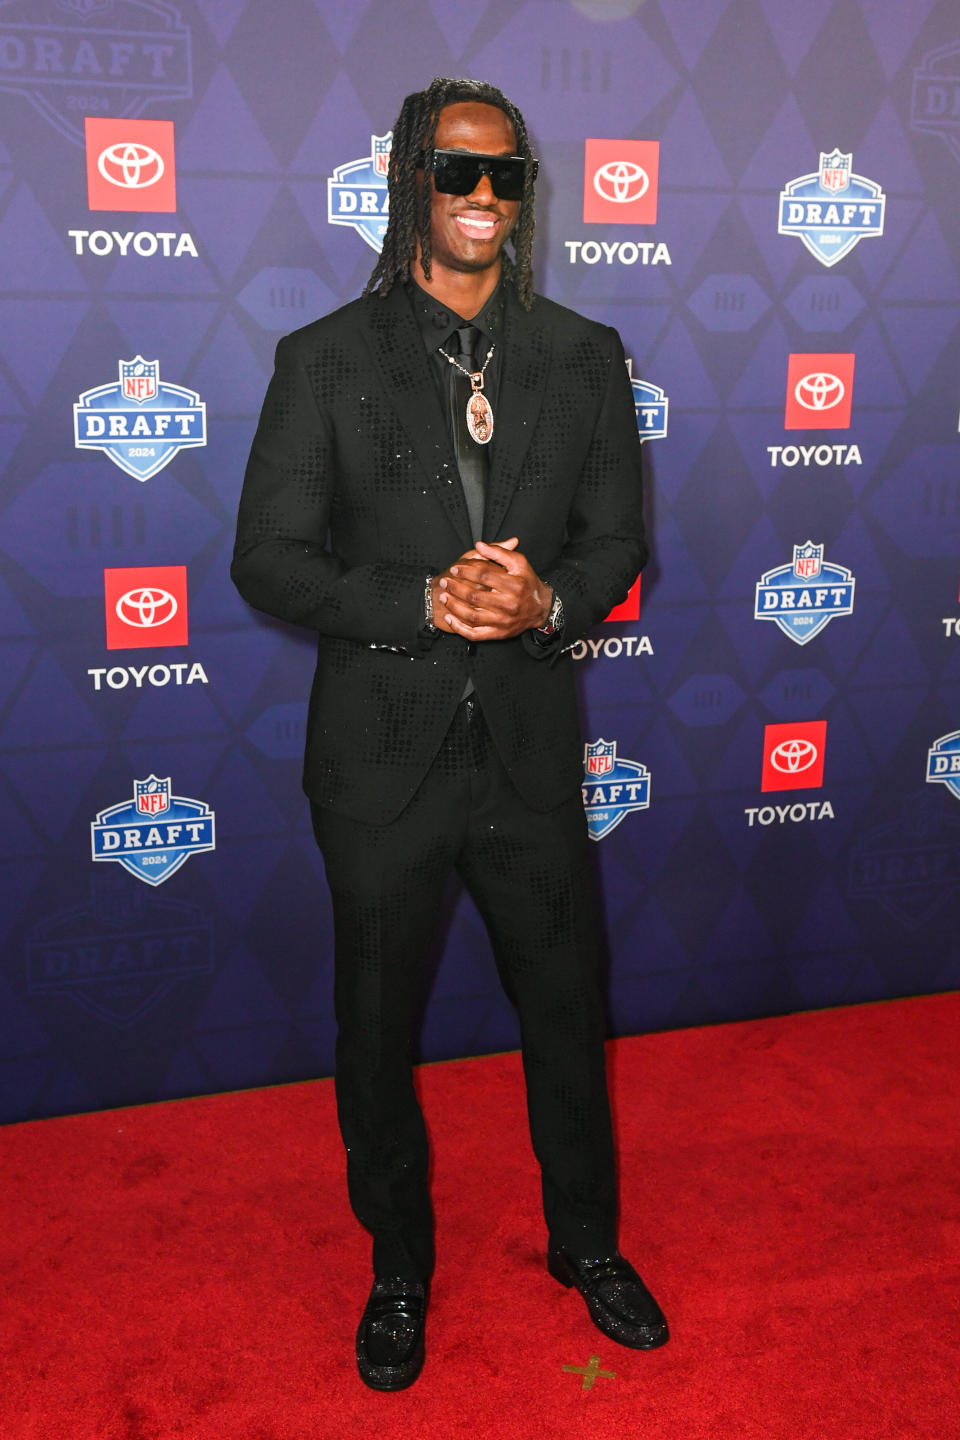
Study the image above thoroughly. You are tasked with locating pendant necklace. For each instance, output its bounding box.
[441,342,495,445]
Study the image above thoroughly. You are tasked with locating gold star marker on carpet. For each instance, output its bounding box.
[563,1354,616,1391]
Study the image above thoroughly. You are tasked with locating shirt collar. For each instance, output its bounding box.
[407,277,504,356]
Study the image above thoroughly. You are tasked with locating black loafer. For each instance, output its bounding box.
[356,1278,427,1390]
[548,1241,669,1350]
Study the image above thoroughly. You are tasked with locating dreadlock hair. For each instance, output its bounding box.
[363,76,537,311]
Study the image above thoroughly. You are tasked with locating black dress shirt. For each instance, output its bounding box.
[408,279,503,545]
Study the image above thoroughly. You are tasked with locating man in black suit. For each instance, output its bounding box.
[233,76,667,1390]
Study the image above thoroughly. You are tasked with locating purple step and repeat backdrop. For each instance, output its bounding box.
[1,0,959,1124]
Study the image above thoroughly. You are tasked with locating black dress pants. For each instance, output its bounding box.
[311,697,617,1282]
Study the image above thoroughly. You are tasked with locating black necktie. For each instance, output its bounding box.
[448,324,488,545]
[446,325,490,697]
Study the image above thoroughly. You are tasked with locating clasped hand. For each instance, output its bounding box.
[431,538,552,641]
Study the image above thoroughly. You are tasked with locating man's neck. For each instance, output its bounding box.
[411,257,501,321]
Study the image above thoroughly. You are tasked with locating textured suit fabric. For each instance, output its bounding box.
[232,279,646,1280]
[232,282,646,825]
[311,699,616,1281]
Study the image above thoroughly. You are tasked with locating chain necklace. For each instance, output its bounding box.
[440,341,496,445]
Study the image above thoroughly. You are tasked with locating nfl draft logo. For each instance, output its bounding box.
[778,150,886,267]
[848,792,960,930]
[582,739,651,841]
[327,132,392,253]
[911,43,960,166]
[626,360,668,442]
[74,357,206,480]
[926,731,960,801]
[26,872,215,1029]
[0,0,193,146]
[755,542,855,645]
[91,776,215,886]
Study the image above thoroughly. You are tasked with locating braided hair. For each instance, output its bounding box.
[364,76,537,310]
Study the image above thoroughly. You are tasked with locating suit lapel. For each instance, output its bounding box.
[359,285,472,547]
[484,289,552,541]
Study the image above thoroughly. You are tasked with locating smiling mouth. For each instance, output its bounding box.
[455,212,500,239]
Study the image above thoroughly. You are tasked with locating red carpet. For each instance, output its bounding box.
[2,994,958,1440]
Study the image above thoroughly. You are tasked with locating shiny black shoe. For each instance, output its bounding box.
[355,1278,427,1391]
[548,1241,669,1350]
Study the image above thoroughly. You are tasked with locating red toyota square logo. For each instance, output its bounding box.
[761,721,827,793]
[104,566,188,650]
[784,353,854,430]
[605,576,641,622]
[85,117,177,213]
[583,139,659,225]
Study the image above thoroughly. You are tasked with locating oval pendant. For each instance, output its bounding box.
[466,391,494,445]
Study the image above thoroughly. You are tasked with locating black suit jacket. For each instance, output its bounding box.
[232,282,647,825]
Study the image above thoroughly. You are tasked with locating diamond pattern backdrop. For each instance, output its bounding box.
[1,0,958,1123]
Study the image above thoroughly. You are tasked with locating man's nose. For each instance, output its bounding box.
[466,172,497,204]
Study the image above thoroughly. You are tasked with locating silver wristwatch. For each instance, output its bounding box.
[537,590,564,636]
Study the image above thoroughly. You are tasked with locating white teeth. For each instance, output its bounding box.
[457,214,496,234]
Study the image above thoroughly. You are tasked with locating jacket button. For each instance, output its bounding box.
[466,642,476,656]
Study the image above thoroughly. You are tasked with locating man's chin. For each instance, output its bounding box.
[445,247,507,275]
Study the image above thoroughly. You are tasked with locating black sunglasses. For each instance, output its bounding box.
[418,148,538,202]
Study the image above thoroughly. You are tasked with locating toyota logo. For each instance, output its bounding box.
[771,739,818,773]
[795,372,844,411]
[97,142,165,190]
[116,587,178,628]
[593,160,649,204]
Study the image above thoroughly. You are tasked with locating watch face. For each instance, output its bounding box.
[539,594,562,634]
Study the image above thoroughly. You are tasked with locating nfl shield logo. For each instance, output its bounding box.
[581,738,651,841]
[121,357,159,404]
[584,739,616,778]
[926,730,960,802]
[91,776,216,888]
[135,776,171,816]
[625,360,669,444]
[819,149,851,192]
[327,132,393,254]
[372,133,392,177]
[793,541,823,579]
